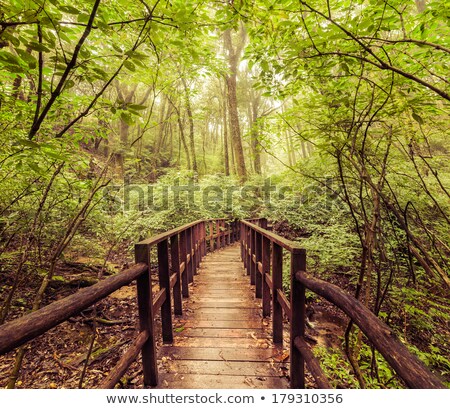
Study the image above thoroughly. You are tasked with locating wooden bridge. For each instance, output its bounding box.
[0,219,445,389]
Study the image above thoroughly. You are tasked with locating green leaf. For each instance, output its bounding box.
[120,112,134,125]
[412,112,424,125]
[123,60,136,72]
[15,48,37,64]
[28,42,51,53]
[77,13,91,23]
[19,139,40,149]
[0,51,22,66]
[60,5,80,15]
[128,104,147,111]
[28,162,41,173]
[65,79,75,89]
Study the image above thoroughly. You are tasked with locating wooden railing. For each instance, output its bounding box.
[1,217,444,389]
[0,218,239,388]
[240,220,445,389]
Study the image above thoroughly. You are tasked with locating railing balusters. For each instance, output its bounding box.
[157,239,173,343]
[135,243,158,386]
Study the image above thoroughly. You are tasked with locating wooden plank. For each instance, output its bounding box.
[189,297,254,303]
[178,328,269,338]
[180,311,262,321]
[157,373,288,389]
[189,302,259,309]
[169,272,177,289]
[277,289,292,321]
[136,220,201,246]
[193,306,261,313]
[160,360,284,377]
[154,243,288,390]
[179,320,263,329]
[170,337,274,349]
[159,346,282,362]
[152,289,166,313]
[241,220,303,253]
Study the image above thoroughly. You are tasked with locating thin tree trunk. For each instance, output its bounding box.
[223,28,247,181]
[182,78,197,173]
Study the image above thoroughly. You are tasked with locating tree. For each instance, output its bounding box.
[223,26,247,181]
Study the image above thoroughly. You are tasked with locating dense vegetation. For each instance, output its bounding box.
[0,0,449,388]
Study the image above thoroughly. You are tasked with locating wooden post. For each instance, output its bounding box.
[219,220,223,247]
[216,220,221,249]
[197,223,201,268]
[261,218,268,229]
[209,221,214,252]
[135,243,158,386]
[250,228,255,284]
[202,221,207,256]
[255,232,262,299]
[193,224,198,273]
[272,243,283,345]
[180,230,189,298]
[187,227,193,283]
[157,239,173,343]
[262,236,271,317]
[241,223,245,264]
[227,221,231,245]
[170,234,182,316]
[246,227,251,276]
[290,249,306,388]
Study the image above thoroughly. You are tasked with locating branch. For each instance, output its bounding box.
[28,0,102,140]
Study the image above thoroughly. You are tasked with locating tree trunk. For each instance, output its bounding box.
[222,82,230,176]
[223,28,247,181]
[182,78,197,173]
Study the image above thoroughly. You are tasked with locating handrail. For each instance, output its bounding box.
[241,220,303,253]
[240,219,445,389]
[0,218,239,389]
[295,271,445,389]
[0,263,147,355]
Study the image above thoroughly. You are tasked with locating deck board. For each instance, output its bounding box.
[155,244,289,389]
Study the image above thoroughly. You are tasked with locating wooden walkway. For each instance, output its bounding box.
[156,243,289,388]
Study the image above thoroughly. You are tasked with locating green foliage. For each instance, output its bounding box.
[313,346,360,389]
